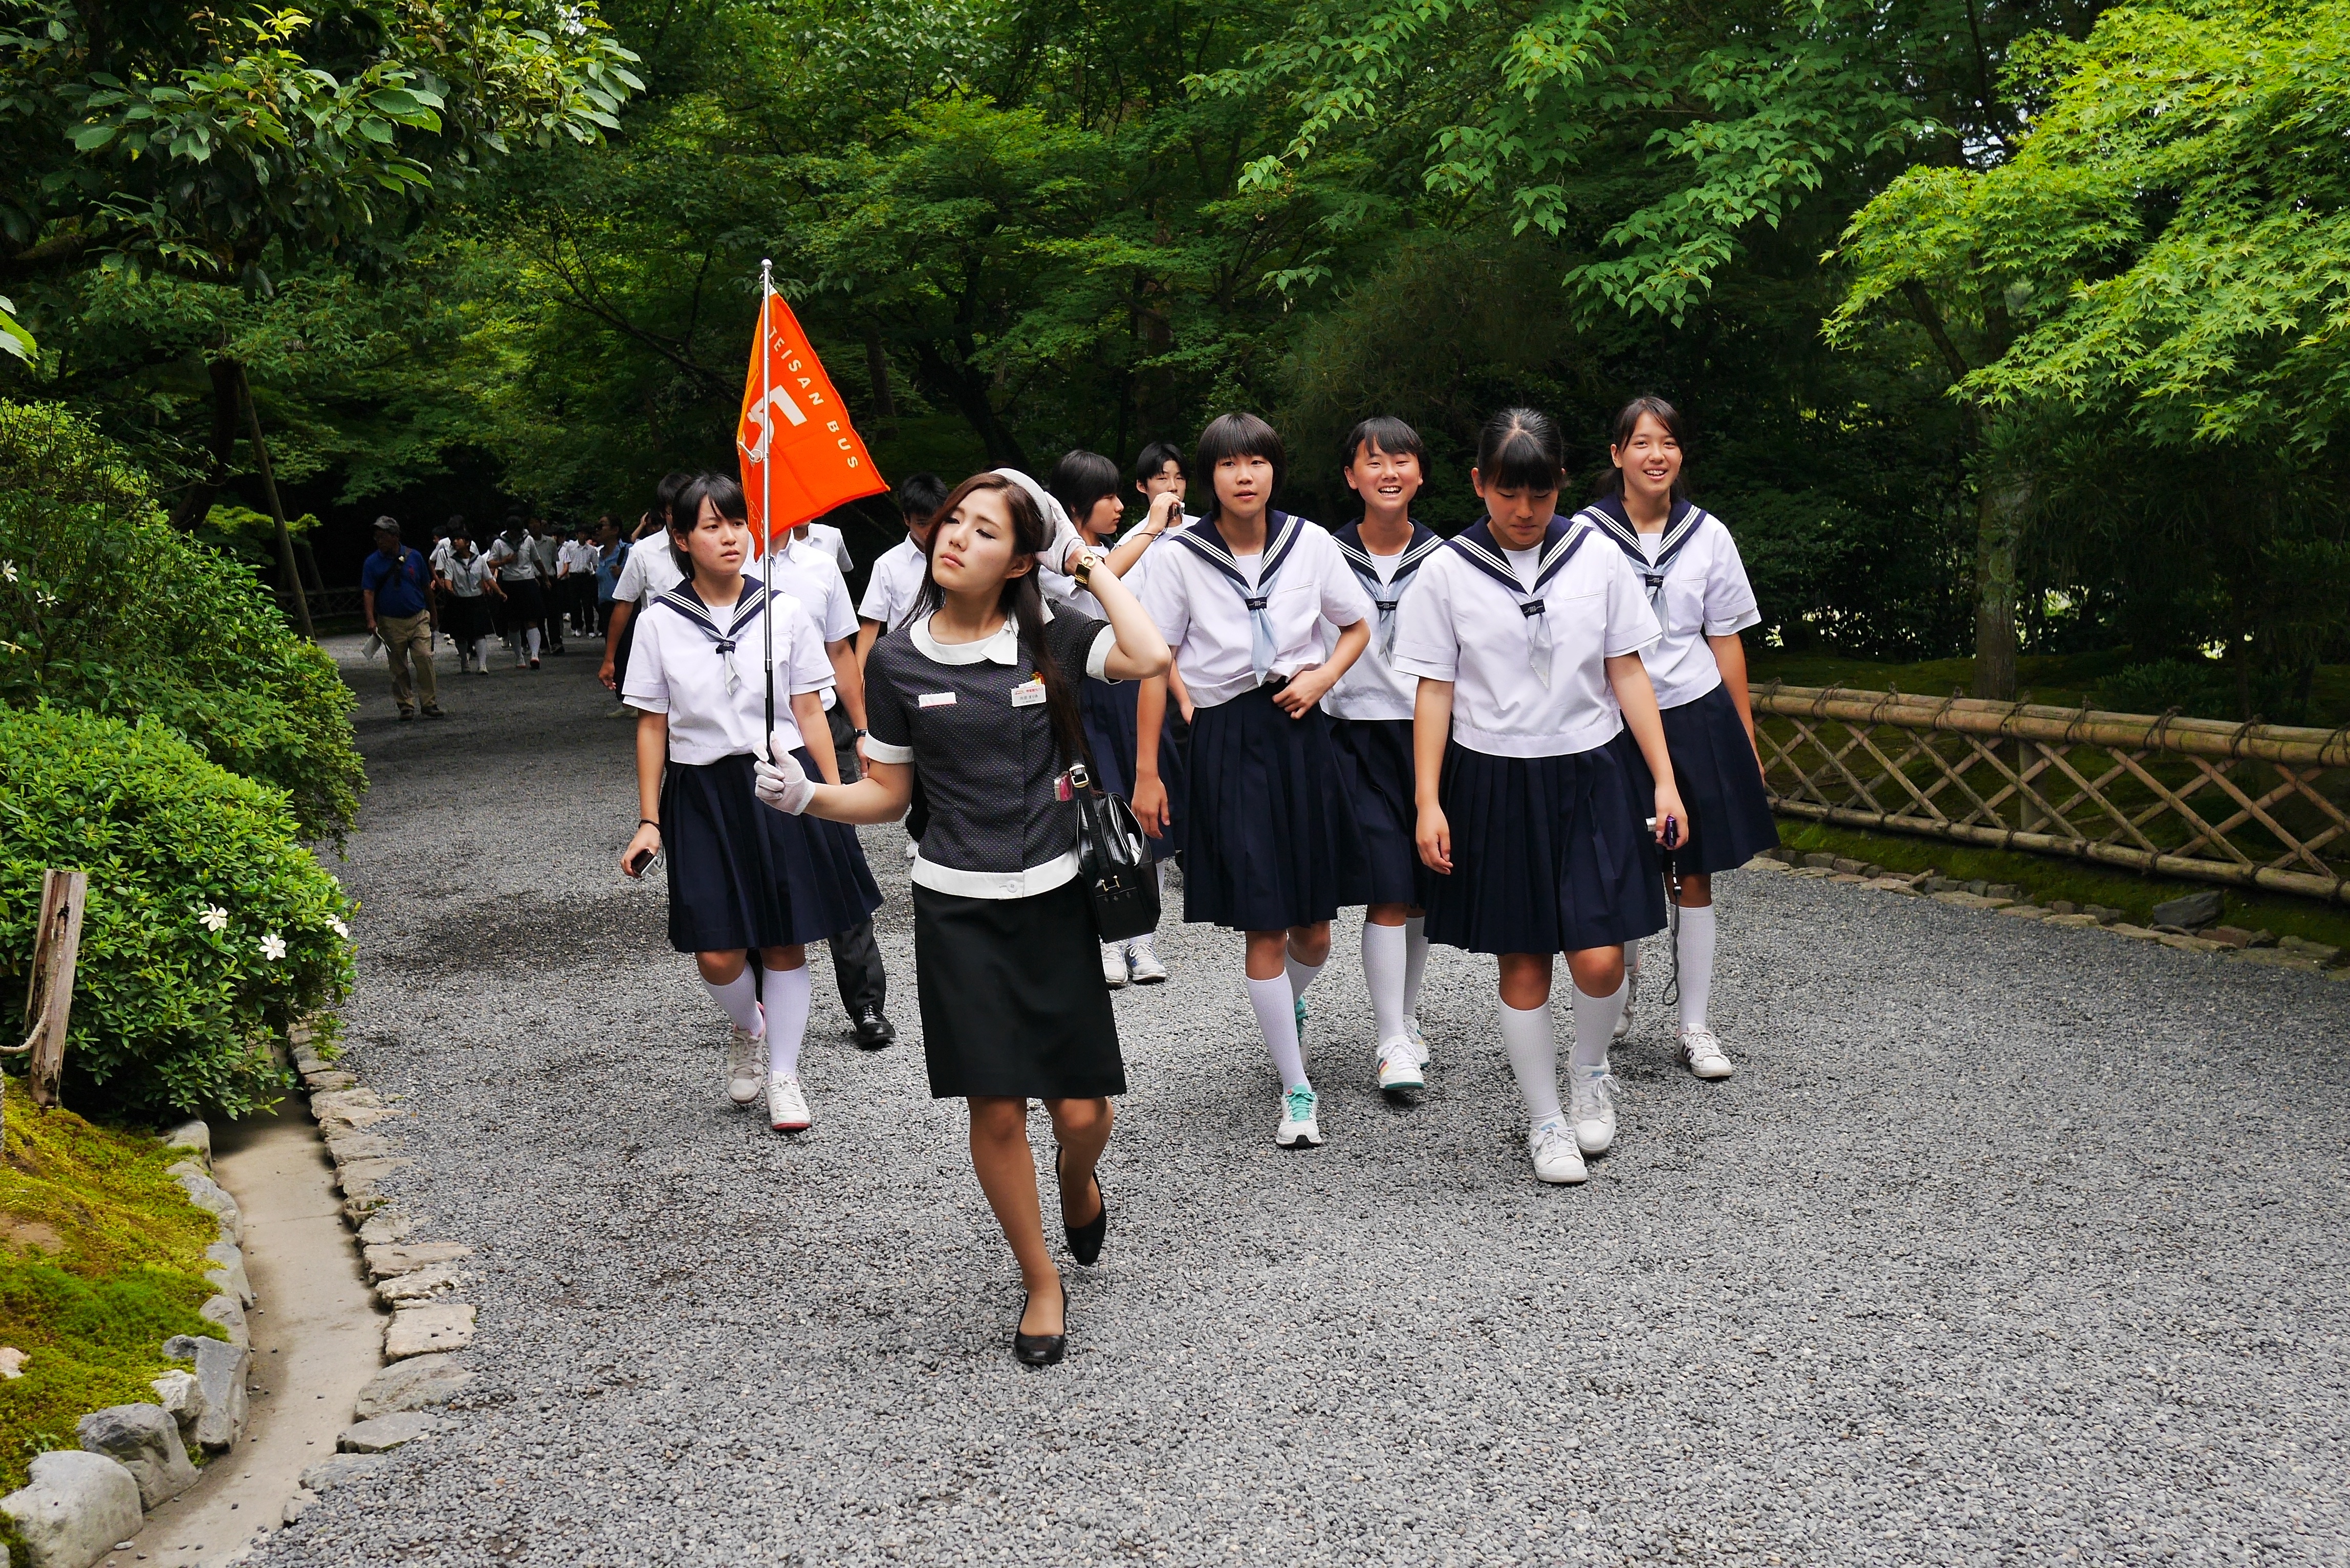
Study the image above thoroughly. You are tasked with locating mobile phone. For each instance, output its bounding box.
[624,844,660,878]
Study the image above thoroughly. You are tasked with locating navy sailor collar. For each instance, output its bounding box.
[1333,518,1444,591]
[1580,494,1707,581]
[1169,509,1308,589]
[1446,514,1590,597]
[654,576,772,643]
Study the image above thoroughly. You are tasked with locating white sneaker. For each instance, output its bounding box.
[1614,964,1639,1042]
[1529,1118,1587,1184]
[1126,935,1169,984]
[1679,1028,1734,1080]
[1101,942,1130,988]
[724,1017,766,1106]
[1275,1085,1323,1149]
[767,1072,811,1132]
[1405,1015,1430,1066]
[1376,1036,1424,1099]
[1570,1069,1617,1156]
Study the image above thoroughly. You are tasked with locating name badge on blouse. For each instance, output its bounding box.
[918,692,956,709]
[1009,678,1047,708]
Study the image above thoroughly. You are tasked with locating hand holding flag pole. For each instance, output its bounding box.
[737,260,891,744]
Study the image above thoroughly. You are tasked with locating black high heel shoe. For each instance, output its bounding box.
[1012,1280,1068,1367]
[1055,1146,1108,1267]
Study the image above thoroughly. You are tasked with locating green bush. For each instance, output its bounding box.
[0,401,362,843]
[0,706,354,1120]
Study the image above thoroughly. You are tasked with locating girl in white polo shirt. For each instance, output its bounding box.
[1394,407,1685,1186]
[618,472,882,1135]
[1575,397,1777,1080]
[1134,413,1375,1151]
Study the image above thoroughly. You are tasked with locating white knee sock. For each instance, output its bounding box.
[1361,922,1408,1044]
[1570,982,1623,1075]
[704,968,763,1036]
[1402,917,1429,1020]
[525,626,542,661]
[1498,1001,1561,1124]
[1624,938,1641,982]
[473,637,492,669]
[1248,976,1309,1090]
[1676,905,1717,1034]
[763,964,812,1077]
[1284,950,1322,1001]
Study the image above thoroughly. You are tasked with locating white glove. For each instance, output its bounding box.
[753,736,815,815]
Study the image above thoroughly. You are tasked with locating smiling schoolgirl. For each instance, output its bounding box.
[618,473,882,1135]
[1394,408,1684,1185]
[1134,413,1375,1150]
[1574,397,1777,1080]
[1320,417,1446,1103]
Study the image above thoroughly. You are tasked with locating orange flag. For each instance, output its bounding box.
[736,267,887,552]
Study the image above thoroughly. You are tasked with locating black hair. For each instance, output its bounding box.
[445,511,466,532]
[1474,406,1566,494]
[1342,416,1427,472]
[1047,449,1124,541]
[669,471,748,584]
[1598,395,1691,502]
[450,523,472,544]
[1130,440,1186,492]
[655,471,695,529]
[1194,413,1286,526]
[909,474,1086,769]
[895,471,951,531]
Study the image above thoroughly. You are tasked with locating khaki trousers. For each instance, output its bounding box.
[380,611,438,711]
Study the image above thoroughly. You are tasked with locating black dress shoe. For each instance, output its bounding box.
[1012,1282,1068,1367]
[854,1006,896,1049]
[1055,1146,1107,1267]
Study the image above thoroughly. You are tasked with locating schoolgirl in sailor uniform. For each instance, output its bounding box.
[1133,412,1375,1151]
[1045,449,1189,990]
[1575,397,1777,1081]
[753,472,1172,1367]
[1393,407,1685,1186]
[434,530,502,674]
[618,472,882,1136]
[1320,416,1447,1104]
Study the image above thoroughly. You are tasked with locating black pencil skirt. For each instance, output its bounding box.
[914,878,1126,1100]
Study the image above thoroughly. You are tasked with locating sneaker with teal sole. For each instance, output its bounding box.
[1275,1084,1323,1149]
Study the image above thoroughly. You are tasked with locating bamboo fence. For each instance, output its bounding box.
[1752,685,2350,906]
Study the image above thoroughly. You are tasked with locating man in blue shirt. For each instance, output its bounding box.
[360,517,444,720]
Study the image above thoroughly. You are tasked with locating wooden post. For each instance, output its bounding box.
[11,869,88,1109]
[234,362,316,641]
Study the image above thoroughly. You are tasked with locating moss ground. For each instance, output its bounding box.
[1747,650,2350,728]
[1770,819,2350,949]
[0,1084,219,1494]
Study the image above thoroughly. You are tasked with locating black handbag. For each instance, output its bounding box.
[1065,760,1161,942]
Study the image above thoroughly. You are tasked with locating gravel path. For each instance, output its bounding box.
[257,637,2350,1567]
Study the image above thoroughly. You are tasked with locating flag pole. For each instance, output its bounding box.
[759,257,776,745]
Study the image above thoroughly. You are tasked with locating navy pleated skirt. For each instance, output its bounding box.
[914,879,1125,1100]
[1079,676,1185,861]
[1328,715,1430,909]
[1660,684,1781,874]
[1182,685,1370,930]
[1423,730,1668,955]
[661,750,883,952]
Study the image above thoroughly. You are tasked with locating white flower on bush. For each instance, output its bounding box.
[1,560,15,582]
[325,916,350,940]
[199,904,230,932]
[259,932,287,961]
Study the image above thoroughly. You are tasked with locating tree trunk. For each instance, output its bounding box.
[863,329,899,440]
[166,358,246,532]
[235,364,315,641]
[913,342,1029,472]
[1972,463,2031,701]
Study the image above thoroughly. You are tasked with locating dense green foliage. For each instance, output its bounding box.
[0,1092,222,1494]
[0,403,361,839]
[4,0,2346,715]
[0,705,354,1120]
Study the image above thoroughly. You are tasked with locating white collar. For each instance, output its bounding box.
[911,602,1053,666]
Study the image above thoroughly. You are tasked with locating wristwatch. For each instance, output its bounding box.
[1069,547,1107,585]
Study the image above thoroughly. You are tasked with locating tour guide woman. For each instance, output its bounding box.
[753,473,1171,1366]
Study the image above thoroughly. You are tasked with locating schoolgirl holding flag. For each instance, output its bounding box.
[1321,417,1446,1102]
[1575,397,1776,1080]
[618,473,883,1134]
[1134,413,1375,1150]
[1394,408,1682,1185]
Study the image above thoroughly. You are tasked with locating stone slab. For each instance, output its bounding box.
[299,1453,391,1492]
[338,1411,444,1453]
[363,1242,473,1282]
[378,1260,467,1304]
[353,1353,475,1420]
[385,1303,476,1360]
